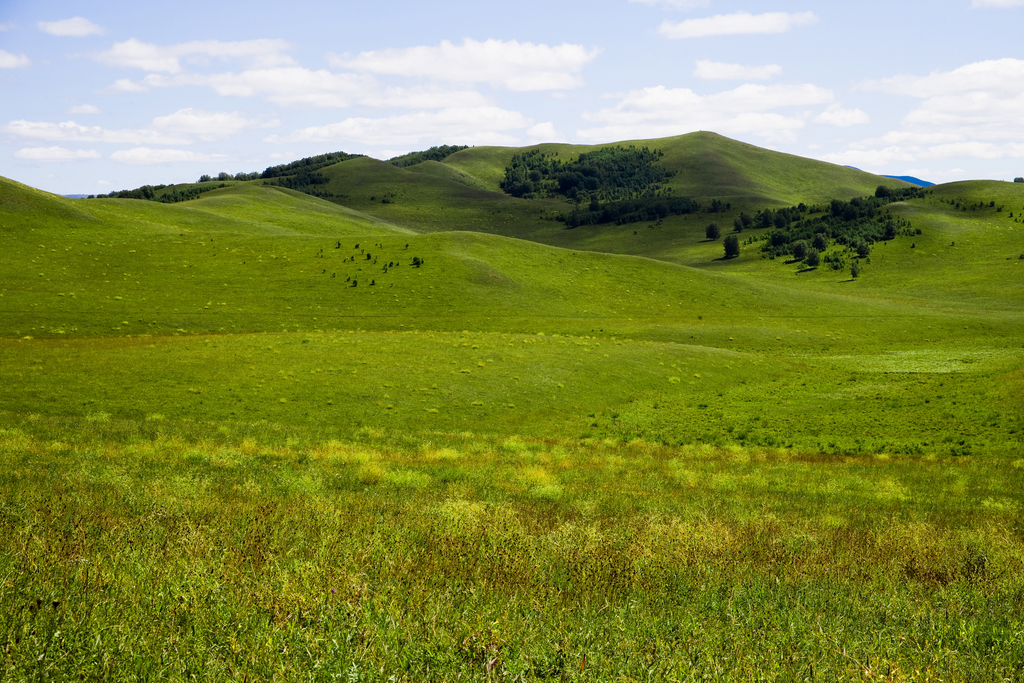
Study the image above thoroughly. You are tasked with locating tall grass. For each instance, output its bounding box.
[2,414,1022,680]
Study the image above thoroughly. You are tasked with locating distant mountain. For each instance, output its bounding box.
[843,166,933,188]
[63,194,91,199]
[882,175,934,187]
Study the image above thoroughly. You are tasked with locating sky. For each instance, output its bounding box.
[2,0,1024,194]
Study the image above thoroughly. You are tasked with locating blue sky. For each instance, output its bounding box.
[2,0,1024,194]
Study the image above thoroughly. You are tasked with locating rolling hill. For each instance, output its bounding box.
[3,131,1024,681]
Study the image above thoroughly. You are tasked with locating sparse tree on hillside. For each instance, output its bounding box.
[706,223,721,240]
[805,248,821,268]
[724,234,740,259]
[1014,177,1024,183]
[851,260,861,279]
[812,233,828,251]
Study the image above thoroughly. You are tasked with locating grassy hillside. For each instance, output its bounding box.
[2,134,1024,680]
[444,132,909,206]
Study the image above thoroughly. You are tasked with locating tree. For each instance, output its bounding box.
[705,222,721,240]
[217,172,231,181]
[851,260,860,279]
[791,240,807,260]
[198,174,212,183]
[805,248,820,268]
[724,234,740,259]
[812,233,828,251]
[1015,177,1024,183]
[733,216,744,232]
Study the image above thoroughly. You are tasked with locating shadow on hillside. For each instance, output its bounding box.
[796,266,818,274]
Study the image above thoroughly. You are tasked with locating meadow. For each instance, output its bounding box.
[1,132,1023,680]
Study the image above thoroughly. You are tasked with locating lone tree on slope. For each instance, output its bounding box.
[724,234,740,259]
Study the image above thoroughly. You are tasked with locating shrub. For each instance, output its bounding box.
[706,223,721,240]
[805,248,820,268]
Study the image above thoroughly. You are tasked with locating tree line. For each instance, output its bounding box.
[388,145,469,167]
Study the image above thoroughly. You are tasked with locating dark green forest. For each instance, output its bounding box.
[501,146,674,201]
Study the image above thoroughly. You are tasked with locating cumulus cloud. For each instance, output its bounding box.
[267,106,529,147]
[578,83,833,143]
[694,60,781,80]
[14,147,102,161]
[38,17,104,37]
[4,109,270,146]
[835,59,1024,167]
[813,104,870,127]
[108,68,490,109]
[658,11,817,39]
[333,39,599,91]
[151,108,278,141]
[525,122,564,144]
[0,49,31,69]
[94,38,294,73]
[3,119,191,146]
[67,104,101,114]
[110,147,227,165]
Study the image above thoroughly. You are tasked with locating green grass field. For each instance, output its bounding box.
[2,132,1023,680]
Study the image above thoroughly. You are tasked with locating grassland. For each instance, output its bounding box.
[1,133,1023,680]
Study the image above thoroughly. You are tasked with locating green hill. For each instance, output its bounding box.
[3,134,1024,681]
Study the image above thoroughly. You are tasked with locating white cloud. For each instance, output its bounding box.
[0,23,13,31]
[3,110,271,146]
[151,108,278,141]
[526,122,563,144]
[838,59,1024,167]
[813,104,869,127]
[863,58,1024,98]
[333,39,599,91]
[109,68,490,109]
[0,49,31,69]
[4,119,191,145]
[971,0,1024,6]
[38,17,104,37]
[110,147,226,165]
[578,83,833,143]
[630,0,710,7]
[658,11,817,39]
[694,60,781,80]
[94,38,294,73]
[268,106,529,147]
[14,147,102,161]
[67,104,101,114]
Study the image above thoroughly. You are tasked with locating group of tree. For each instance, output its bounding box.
[257,152,363,179]
[388,145,469,167]
[561,195,702,228]
[1014,177,1023,183]
[501,146,674,202]
[758,186,927,262]
[91,183,227,203]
